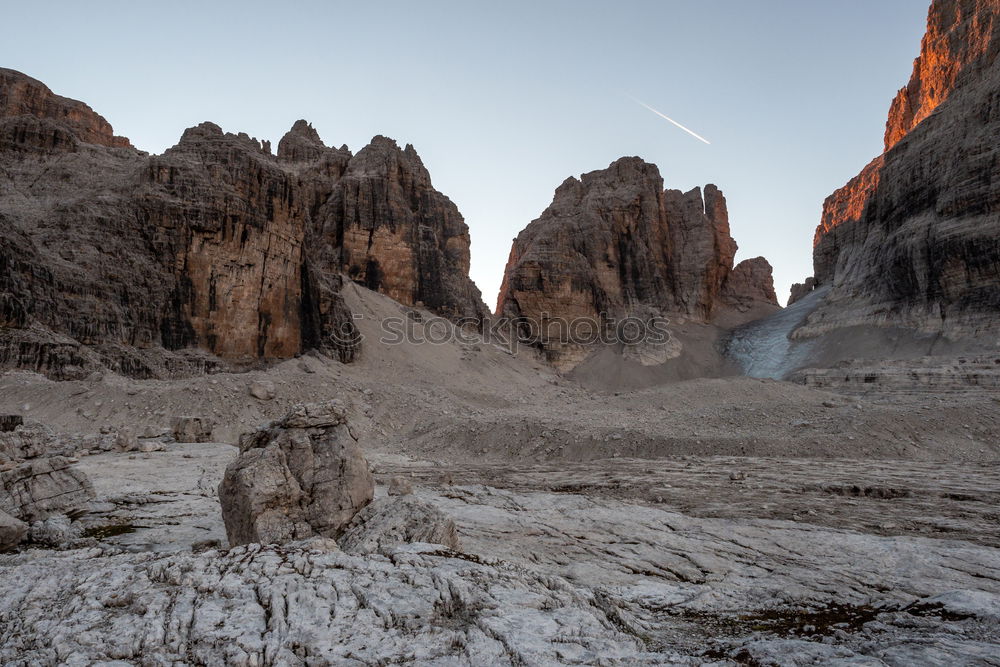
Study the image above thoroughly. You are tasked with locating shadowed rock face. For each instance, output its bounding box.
[804,0,1000,340]
[290,131,489,324]
[0,70,487,379]
[496,157,778,367]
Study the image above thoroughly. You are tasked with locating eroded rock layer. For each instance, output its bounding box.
[0,69,487,378]
[496,157,778,367]
[802,0,1000,340]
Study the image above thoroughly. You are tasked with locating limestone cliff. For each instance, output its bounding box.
[286,129,488,324]
[496,157,778,368]
[801,0,1000,341]
[0,70,486,379]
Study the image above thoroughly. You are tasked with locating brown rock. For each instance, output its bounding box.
[803,0,1000,341]
[0,74,486,380]
[218,400,374,546]
[721,257,779,312]
[0,68,132,149]
[883,0,999,149]
[305,134,489,324]
[0,509,27,551]
[387,476,413,496]
[496,157,778,368]
[172,416,214,444]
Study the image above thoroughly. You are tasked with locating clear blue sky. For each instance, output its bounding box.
[1,0,928,307]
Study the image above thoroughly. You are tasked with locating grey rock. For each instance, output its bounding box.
[219,400,374,546]
[27,513,75,547]
[0,420,62,460]
[136,439,166,453]
[248,379,276,401]
[339,496,460,554]
[0,456,95,522]
[387,475,413,496]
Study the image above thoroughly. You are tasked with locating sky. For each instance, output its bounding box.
[1,0,929,308]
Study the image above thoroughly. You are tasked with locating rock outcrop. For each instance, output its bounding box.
[721,257,779,313]
[219,401,374,546]
[339,496,461,554]
[801,0,1000,341]
[0,69,131,149]
[0,456,94,523]
[299,133,489,324]
[0,416,104,543]
[0,70,487,380]
[0,419,61,461]
[496,157,778,367]
[787,277,817,306]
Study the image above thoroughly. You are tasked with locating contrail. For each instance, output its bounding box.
[628,96,711,145]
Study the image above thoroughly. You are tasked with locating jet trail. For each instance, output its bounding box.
[629,96,711,145]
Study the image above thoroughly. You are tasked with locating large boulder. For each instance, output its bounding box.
[0,456,95,522]
[338,496,461,555]
[219,400,374,546]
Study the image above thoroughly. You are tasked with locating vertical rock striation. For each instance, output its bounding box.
[284,128,489,324]
[0,70,487,378]
[802,0,1000,340]
[496,157,778,368]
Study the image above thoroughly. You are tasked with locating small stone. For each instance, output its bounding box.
[249,380,276,401]
[191,539,222,553]
[387,476,413,496]
[172,416,214,443]
[0,510,28,551]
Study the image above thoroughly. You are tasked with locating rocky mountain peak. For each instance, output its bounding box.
[352,135,429,179]
[884,0,1000,149]
[277,119,328,162]
[0,68,132,149]
[497,157,778,369]
[0,71,488,379]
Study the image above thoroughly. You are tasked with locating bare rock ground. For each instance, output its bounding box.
[0,445,998,664]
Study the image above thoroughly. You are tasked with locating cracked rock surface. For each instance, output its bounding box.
[1,444,998,665]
